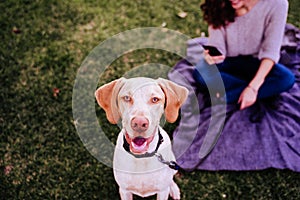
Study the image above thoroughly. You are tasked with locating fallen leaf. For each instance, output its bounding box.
[12,27,21,34]
[53,88,60,97]
[161,22,167,27]
[4,165,13,175]
[177,11,187,18]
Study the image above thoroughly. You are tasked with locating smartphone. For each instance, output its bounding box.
[202,45,223,56]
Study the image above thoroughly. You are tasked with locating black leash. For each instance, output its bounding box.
[155,153,181,170]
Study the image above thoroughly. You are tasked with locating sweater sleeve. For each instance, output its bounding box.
[207,26,227,56]
[258,0,288,63]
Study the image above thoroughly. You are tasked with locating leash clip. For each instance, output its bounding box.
[155,153,180,170]
[155,153,170,165]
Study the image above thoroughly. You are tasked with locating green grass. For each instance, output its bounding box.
[1,0,300,199]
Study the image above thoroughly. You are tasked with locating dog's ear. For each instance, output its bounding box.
[156,78,189,123]
[95,78,125,124]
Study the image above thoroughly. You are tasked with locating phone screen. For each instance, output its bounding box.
[202,45,222,56]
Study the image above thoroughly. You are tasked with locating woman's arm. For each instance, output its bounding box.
[258,0,288,63]
[238,0,288,110]
[248,59,274,91]
[238,58,274,110]
[207,26,227,56]
[204,26,227,64]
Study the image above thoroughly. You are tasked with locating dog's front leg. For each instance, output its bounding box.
[119,188,133,200]
[156,188,170,200]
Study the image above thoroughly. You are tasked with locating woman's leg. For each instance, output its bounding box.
[193,57,295,104]
[220,73,247,103]
[193,58,248,103]
[217,56,260,103]
[257,63,295,99]
[221,61,295,102]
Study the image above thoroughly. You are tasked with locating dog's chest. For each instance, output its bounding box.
[114,163,174,197]
[113,130,177,196]
[113,135,176,197]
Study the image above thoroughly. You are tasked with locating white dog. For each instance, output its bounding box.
[95,77,188,200]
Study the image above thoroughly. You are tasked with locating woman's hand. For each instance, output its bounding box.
[203,50,225,65]
[238,86,258,110]
[238,58,274,110]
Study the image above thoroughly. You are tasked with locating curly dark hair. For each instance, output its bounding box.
[200,0,236,29]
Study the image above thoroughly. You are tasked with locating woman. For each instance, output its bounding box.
[193,0,295,109]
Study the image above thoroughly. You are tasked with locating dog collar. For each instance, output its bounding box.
[123,129,164,158]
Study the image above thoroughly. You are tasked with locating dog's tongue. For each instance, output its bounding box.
[132,137,147,146]
[131,137,148,153]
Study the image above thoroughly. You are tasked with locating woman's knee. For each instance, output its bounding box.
[284,71,295,90]
[273,63,295,90]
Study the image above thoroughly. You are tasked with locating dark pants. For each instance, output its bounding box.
[193,56,295,103]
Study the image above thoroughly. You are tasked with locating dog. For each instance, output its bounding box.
[95,77,188,200]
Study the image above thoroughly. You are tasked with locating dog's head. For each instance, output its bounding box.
[95,77,188,154]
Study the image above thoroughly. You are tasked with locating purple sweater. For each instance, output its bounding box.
[207,0,288,63]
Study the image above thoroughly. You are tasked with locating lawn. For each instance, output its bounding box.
[1,0,300,199]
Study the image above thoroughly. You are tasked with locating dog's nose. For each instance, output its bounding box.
[131,117,149,132]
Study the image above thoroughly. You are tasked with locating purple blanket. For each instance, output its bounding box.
[168,24,300,172]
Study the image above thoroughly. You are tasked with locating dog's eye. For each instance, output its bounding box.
[151,97,160,103]
[122,96,131,102]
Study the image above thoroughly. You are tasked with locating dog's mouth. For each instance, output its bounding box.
[125,133,154,154]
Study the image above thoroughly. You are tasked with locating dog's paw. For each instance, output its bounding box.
[170,181,180,200]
